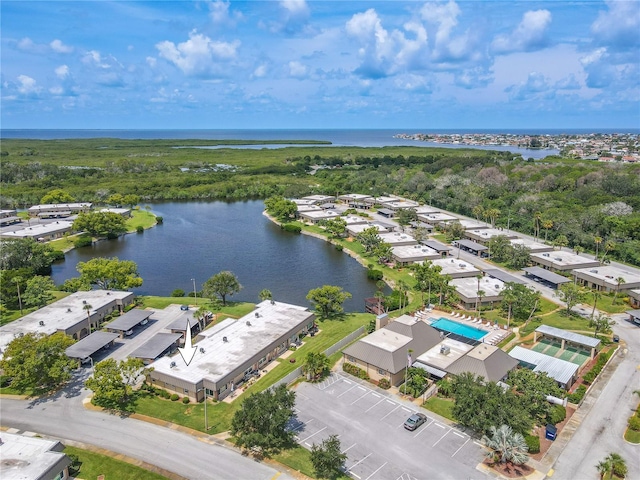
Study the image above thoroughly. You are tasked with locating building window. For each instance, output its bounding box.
[184,389,189,394]
[206,388,214,397]
[347,356,355,363]
[259,356,267,365]
[378,369,386,375]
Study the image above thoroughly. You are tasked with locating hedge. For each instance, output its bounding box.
[342,363,369,380]
[170,393,179,401]
[568,385,587,404]
[549,404,566,425]
[378,378,391,390]
[281,223,301,233]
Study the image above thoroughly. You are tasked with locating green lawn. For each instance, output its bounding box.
[49,233,84,252]
[131,312,371,434]
[422,396,455,421]
[274,445,350,480]
[584,292,633,314]
[63,446,169,480]
[126,209,157,231]
[520,311,592,337]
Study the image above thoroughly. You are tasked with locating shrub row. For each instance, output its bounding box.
[342,362,369,380]
[549,404,566,425]
[582,350,613,385]
[628,415,640,431]
[568,384,587,404]
[377,378,391,390]
[281,223,301,233]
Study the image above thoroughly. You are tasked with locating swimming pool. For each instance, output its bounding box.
[431,318,488,341]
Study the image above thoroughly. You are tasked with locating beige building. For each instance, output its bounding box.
[572,265,640,292]
[530,251,600,272]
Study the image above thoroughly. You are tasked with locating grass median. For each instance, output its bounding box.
[64,446,169,480]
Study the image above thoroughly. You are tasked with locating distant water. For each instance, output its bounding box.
[0,128,585,158]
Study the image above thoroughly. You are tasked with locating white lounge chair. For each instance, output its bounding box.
[485,321,492,327]
[454,313,460,318]
[451,311,455,315]
[473,318,480,324]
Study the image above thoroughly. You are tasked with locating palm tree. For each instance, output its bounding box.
[83,303,93,335]
[487,208,500,228]
[13,276,23,315]
[302,352,330,382]
[591,289,602,319]
[594,235,603,260]
[482,425,529,466]
[472,205,484,223]
[589,313,615,338]
[477,290,485,317]
[397,280,409,311]
[534,212,542,241]
[601,240,616,264]
[502,287,518,328]
[259,289,273,302]
[542,219,553,242]
[597,453,627,479]
[475,274,483,313]
[612,277,626,305]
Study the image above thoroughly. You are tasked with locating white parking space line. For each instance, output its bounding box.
[351,391,369,405]
[337,384,358,398]
[299,426,327,443]
[473,440,484,446]
[365,397,386,412]
[351,473,361,479]
[413,425,429,438]
[344,380,352,384]
[290,419,311,432]
[425,418,435,428]
[380,404,401,420]
[347,453,372,473]
[452,431,465,438]
[451,437,470,457]
[386,400,395,405]
[433,423,445,429]
[432,429,451,447]
[366,462,388,480]
[371,392,380,398]
[341,443,357,454]
[358,386,366,391]
[401,407,412,413]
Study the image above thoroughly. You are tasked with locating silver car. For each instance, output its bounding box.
[404,413,427,431]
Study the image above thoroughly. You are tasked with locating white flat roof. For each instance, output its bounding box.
[381,200,420,209]
[414,206,440,215]
[291,199,316,206]
[452,276,506,300]
[150,300,314,385]
[300,210,341,220]
[510,238,554,252]
[416,338,473,370]
[466,228,519,240]
[100,208,131,215]
[392,245,440,261]
[0,221,73,239]
[28,203,91,211]
[0,432,69,480]
[458,220,488,230]
[431,258,481,276]
[339,193,372,200]
[367,196,396,204]
[378,232,418,246]
[573,265,640,288]
[361,328,412,352]
[347,223,388,235]
[0,290,133,356]
[301,195,334,202]
[418,213,459,222]
[531,251,600,268]
[342,215,369,225]
[296,204,322,213]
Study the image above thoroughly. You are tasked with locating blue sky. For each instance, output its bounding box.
[1,1,639,129]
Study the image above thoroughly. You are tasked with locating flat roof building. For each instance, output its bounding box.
[464,229,519,245]
[530,251,600,272]
[457,220,489,231]
[430,258,481,278]
[380,199,420,211]
[414,206,440,215]
[0,432,71,480]
[100,207,131,217]
[0,290,134,357]
[451,277,505,309]
[629,289,640,308]
[365,196,397,206]
[510,238,554,253]
[420,239,452,256]
[418,212,459,225]
[573,265,640,292]
[414,338,473,378]
[338,193,372,207]
[347,223,388,237]
[301,195,335,204]
[392,245,441,266]
[296,204,323,214]
[0,221,73,241]
[298,209,341,224]
[342,215,369,226]
[149,300,315,401]
[378,232,418,247]
[27,203,91,216]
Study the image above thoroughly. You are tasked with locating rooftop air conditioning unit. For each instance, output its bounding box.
[39,321,45,326]
[270,299,275,305]
[590,269,598,273]
[451,259,455,263]
[255,312,260,318]
[440,345,451,355]
[246,321,252,326]
[543,253,550,257]
[67,308,72,313]
[495,285,500,289]
[199,347,205,354]
[82,300,87,304]
[170,362,176,368]
[223,336,228,342]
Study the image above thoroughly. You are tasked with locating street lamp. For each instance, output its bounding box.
[191,278,197,306]
[197,387,209,431]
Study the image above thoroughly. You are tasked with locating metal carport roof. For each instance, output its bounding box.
[523,266,571,285]
[105,309,153,332]
[509,346,578,386]
[65,331,119,358]
[483,269,527,285]
[535,325,600,348]
[131,333,182,360]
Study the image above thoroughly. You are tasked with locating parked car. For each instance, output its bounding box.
[404,413,427,431]
[140,318,149,325]
[180,305,189,311]
[124,329,133,336]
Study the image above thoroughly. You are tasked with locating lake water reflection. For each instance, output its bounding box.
[51,201,379,312]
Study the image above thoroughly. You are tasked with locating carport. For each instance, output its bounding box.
[65,331,119,360]
[523,266,571,289]
[484,268,527,285]
[377,208,395,218]
[453,239,489,257]
[105,309,153,338]
[131,333,182,364]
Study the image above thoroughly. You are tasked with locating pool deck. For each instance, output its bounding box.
[413,309,511,346]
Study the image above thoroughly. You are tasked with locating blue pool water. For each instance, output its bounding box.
[431,318,488,341]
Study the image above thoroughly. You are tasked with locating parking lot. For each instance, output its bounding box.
[292,373,487,480]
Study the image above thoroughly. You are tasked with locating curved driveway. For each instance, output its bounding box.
[0,380,291,480]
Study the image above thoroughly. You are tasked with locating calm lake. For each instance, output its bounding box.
[51,201,379,312]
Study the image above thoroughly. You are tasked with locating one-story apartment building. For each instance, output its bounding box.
[572,265,640,293]
[530,251,600,272]
[149,300,315,401]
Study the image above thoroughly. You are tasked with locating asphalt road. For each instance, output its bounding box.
[550,315,640,480]
[0,375,292,480]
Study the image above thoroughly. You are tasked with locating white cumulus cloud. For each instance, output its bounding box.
[288,61,308,78]
[156,31,240,78]
[591,0,640,51]
[50,39,73,53]
[492,9,552,54]
[17,74,41,96]
[55,65,70,79]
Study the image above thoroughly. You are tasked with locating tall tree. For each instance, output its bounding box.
[306,285,352,319]
[555,283,587,314]
[500,282,540,323]
[13,275,24,314]
[508,244,532,269]
[590,289,602,318]
[412,261,442,307]
[40,188,75,204]
[85,358,146,410]
[259,289,273,302]
[76,257,143,290]
[310,435,347,480]
[22,275,56,308]
[324,217,347,238]
[0,332,76,394]
[264,196,297,221]
[203,271,242,306]
[488,235,511,262]
[396,208,418,231]
[356,226,382,253]
[589,313,615,338]
[612,277,626,305]
[230,384,296,456]
[303,352,330,382]
[0,238,62,275]
[73,211,127,238]
[594,235,603,260]
[542,219,554,242]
